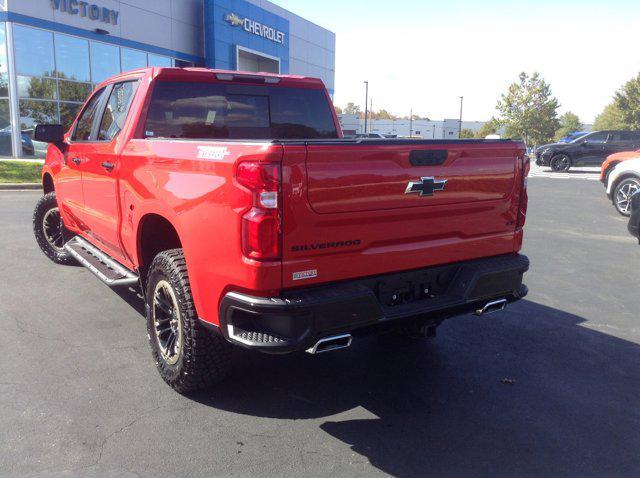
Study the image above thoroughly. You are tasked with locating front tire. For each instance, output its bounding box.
[146,249,232,393]
[550,154,571,172]
[32,192,74,264]
[614,177,640,216]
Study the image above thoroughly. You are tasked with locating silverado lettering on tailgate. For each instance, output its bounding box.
[291,239,361,252]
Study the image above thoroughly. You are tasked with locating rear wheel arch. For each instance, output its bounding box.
[137,213,183,278]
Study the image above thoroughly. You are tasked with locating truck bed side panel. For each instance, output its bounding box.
[118,139,283,326]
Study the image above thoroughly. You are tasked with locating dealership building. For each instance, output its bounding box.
[0,0,336,157]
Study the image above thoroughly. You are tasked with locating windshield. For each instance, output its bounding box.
[144,81,338,140]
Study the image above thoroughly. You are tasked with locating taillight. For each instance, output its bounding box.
[236,161,281,260]
[516,154,530,228]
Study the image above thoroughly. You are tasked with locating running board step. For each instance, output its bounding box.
[64,236,139,287]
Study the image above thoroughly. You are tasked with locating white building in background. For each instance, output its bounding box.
[337,115,488,139]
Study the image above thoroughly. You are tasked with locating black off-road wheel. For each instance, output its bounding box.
[550,154,571,172]
[145,249,232,394]
[32,192,74,264]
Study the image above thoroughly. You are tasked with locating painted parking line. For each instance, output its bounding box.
[528,165,601,181]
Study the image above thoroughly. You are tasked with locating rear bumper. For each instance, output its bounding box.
[212,254,529,353]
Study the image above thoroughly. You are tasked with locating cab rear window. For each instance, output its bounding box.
[143,81,338,140]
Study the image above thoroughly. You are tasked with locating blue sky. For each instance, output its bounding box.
[272,0,640,123]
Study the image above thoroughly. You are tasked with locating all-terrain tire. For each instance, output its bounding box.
[146,249,232,393]
[32,192,75,264]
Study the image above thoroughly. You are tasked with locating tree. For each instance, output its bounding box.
[333,105,343,114]
[496,72,560,147]
[614,73,640,129]
[343,102,361,115]
[475,117,500,138]
[459,128,475,139]
[593,102,628,131]
[373,109,396,120]
[554,111,582,141]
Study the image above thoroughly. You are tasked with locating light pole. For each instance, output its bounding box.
[363,81,369,134]
[409,108,413,138]
[458,96,463,138]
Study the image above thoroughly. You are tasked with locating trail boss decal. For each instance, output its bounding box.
[197,146,231,160]
[291,239,361,252]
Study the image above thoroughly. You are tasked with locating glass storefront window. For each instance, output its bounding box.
[147,54,171,67]
[9,24,181,157]
[58,80,92,102]
[60,102,83,130]
[0,25,8,98]
[121,48,147,72]
[0,99,12,157]
[17,76,57,100]
[19,100,59,158]
[14,25,55,78]
[55,33,90,82]
[91,42,120,84]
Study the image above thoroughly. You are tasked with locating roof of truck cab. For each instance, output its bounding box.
[99,67,327,90]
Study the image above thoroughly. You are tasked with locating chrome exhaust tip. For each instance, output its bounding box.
[474,298,507,316]
[305,333,352,354]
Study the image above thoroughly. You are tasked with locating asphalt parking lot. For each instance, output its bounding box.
[2,174,640,477]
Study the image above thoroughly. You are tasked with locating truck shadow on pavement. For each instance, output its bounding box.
[183,298,640,477]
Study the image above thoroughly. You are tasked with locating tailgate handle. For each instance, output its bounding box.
[409,149,448,166]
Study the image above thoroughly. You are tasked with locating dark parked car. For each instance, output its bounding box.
[535,130,640,172]
[627,191,640,241]
[0,126,34,156]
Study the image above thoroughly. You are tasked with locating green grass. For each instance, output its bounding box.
[0,160,42,184]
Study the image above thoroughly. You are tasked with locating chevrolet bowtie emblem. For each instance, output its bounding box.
[405,177,448,196]
[225,13,244,26]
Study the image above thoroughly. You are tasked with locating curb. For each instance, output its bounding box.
[0,183,41,190]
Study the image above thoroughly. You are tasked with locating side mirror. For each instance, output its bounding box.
[34,124,64,143]
[581,141,588,147]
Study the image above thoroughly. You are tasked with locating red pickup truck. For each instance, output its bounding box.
[32,67,529,393]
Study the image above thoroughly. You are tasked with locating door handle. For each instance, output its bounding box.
[101,162,115,172]
[71,157,81,165]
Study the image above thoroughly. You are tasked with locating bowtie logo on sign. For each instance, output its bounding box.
[224,12,285,45]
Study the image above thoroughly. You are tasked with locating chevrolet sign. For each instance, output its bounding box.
[225,12,285,45]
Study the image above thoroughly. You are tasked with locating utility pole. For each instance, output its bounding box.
[363,81,369,134]
[458,96,463,138]
[409,108,413,138]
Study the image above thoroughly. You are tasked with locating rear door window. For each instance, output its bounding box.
[97,81,139,141]
[143,81,338,140]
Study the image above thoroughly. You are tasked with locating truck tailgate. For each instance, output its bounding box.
[281,140,525,289]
